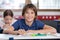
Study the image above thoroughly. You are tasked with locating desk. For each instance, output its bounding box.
[0,33,60,40]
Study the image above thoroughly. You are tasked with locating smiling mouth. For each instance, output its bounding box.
[28,18,31,19]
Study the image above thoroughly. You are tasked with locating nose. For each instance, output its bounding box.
[28,13,32,16]
[7,20,11,24]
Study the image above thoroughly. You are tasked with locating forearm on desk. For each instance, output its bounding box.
[35,25,57,34]
[27,25,57,34]
[34,29,55,34]
[3,30,18,35]
[27,29,56,34]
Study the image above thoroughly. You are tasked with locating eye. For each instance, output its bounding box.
[25,11,28,14]
[8,18,12,20]
[31,12,34,14]
[5,18,12,21]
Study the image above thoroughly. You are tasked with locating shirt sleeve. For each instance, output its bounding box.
[10,19,17,26]
[36,20,45,29]
[12,20,20,30]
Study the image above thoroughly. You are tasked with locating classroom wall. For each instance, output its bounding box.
[0,11,60,20]
[0,11,60,16]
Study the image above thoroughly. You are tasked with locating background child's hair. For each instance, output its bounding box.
[3,10,13,18]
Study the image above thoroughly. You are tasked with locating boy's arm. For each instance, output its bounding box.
[27,25,57,34]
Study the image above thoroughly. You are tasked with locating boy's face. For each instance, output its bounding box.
[4,16,13,24]
[24,8,35,22]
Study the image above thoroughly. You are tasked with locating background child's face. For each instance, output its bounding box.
[24,8,35,22]
[4,16,13,24]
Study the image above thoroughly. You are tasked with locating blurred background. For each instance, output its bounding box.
[0,0,60,20]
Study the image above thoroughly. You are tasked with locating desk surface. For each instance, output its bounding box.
[0,33,60,39]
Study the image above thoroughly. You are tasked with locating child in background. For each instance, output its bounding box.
[0,10,17,34]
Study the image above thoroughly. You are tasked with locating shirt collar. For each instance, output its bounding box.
[24,19,36,27]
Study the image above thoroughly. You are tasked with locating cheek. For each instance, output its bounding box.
[4,19,8,22]
[24,14,28,18]
[5,20,12,23]
[10,21,12,23]
[25,14,28,17]
[5,21,8,23]
[32,14,35,18]
[8,20,12,22]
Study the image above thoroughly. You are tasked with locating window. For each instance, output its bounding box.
[0,0,25,9]
[39,0,59,9]
[30,0,60,9]
[31,0,38,8]
[0,0,60,11]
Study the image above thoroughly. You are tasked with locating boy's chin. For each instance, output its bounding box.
[27,20,33,22]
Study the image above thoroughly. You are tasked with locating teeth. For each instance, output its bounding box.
[28,17,31,18]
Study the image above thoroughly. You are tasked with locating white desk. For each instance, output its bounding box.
[0,33,60,39]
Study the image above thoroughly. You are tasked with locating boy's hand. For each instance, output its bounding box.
[18,29,27,35]
[27,30,36,34]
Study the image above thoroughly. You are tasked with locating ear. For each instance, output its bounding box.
[34,16,37,19]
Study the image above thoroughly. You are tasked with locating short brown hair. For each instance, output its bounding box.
[22,4,37,17]
[3,10,13,18]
